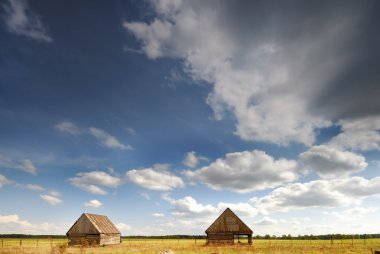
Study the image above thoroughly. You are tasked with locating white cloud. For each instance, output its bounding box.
[69,171,121,195]
[162,194,257,219]
[116,222,131,234]
[0,214,67,234]
[299,145,367,178]
[185,150,297,192]
[0,174,11,188]
[126,164,184,191]
[255,217,278,226]
[1,0,52,42]
[26,184,44,191]
[124,1,368,146]
[20,159,37,174]
[55,121,133,151]
[40,194,62,205]
[329,116,380,151]
[89,127,132,150]
[84,199,103,208]
[183,151,208,168]
[253,176,380,213]
[140,192,151,200]
[55,121,83,135]
[152,213,165,217]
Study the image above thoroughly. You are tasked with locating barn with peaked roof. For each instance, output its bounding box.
[205,208,253,245]
[66,213,121,246]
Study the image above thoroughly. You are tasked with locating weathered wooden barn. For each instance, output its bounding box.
[206,208,253,245]
[66,213,121,246]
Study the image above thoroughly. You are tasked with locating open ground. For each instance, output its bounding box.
[1,238,380,254]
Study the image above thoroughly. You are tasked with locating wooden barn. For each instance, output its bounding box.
[66,213,121,246]
[205,208,253,245]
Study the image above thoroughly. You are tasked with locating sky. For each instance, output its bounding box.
[0,0,380,236]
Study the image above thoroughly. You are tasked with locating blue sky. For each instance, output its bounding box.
[1,0,380,236]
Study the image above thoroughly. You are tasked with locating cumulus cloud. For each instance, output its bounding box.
[299,145,367,178]
[125,0,380,146]
[40,194,62,205]
[1,0,52,42]
[0,174,11,188]
[255,217,278,226]
[253,176,380,212]
[84,199,103,208]
[55,121,132,150]
[116,222,131,234]
[329,116,380,151]
[183,151,208,168]
[126,164,184,191]
[162,193,257,219]
[185,150,297,192]
[69,171,121,195]
[0,214,67,234]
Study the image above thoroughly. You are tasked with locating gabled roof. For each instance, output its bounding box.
[206,208,253,234]
[66,213,120,235]
[85,213,120,234]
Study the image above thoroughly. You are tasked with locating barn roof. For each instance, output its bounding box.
[85,213,120,234]
[66,213,120,235]
[206,208,253,234]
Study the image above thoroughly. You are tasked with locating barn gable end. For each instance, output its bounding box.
[206,208,253,245]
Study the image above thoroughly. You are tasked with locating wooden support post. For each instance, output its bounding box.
[20,239,22,247]
[37,239,38,248]
[351,235,354,246]
[330,235,333,245]
[1,239,3,248]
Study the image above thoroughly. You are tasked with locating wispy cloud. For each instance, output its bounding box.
[55,121,83,135]
[1,0,52,42]
[40,194,62,205]
[0,174,11,188]
[55,121,133,151]
[25,184,44,192]
[89,127,132,150]
[0,155,38,175]
[20,159,37,175]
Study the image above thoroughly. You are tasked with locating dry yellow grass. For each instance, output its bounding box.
[1,238,380,254]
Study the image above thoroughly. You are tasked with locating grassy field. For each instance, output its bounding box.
[0,238,380,254]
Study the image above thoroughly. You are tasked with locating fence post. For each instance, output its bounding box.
[37,239,39,248]
[351,235,354,246]
[1,239,3,248]
[20,239,22,247]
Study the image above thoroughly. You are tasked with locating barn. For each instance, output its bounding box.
[205,208,253,245]
[66,213,121,246]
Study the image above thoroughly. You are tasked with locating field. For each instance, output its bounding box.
[0,238,380,254]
